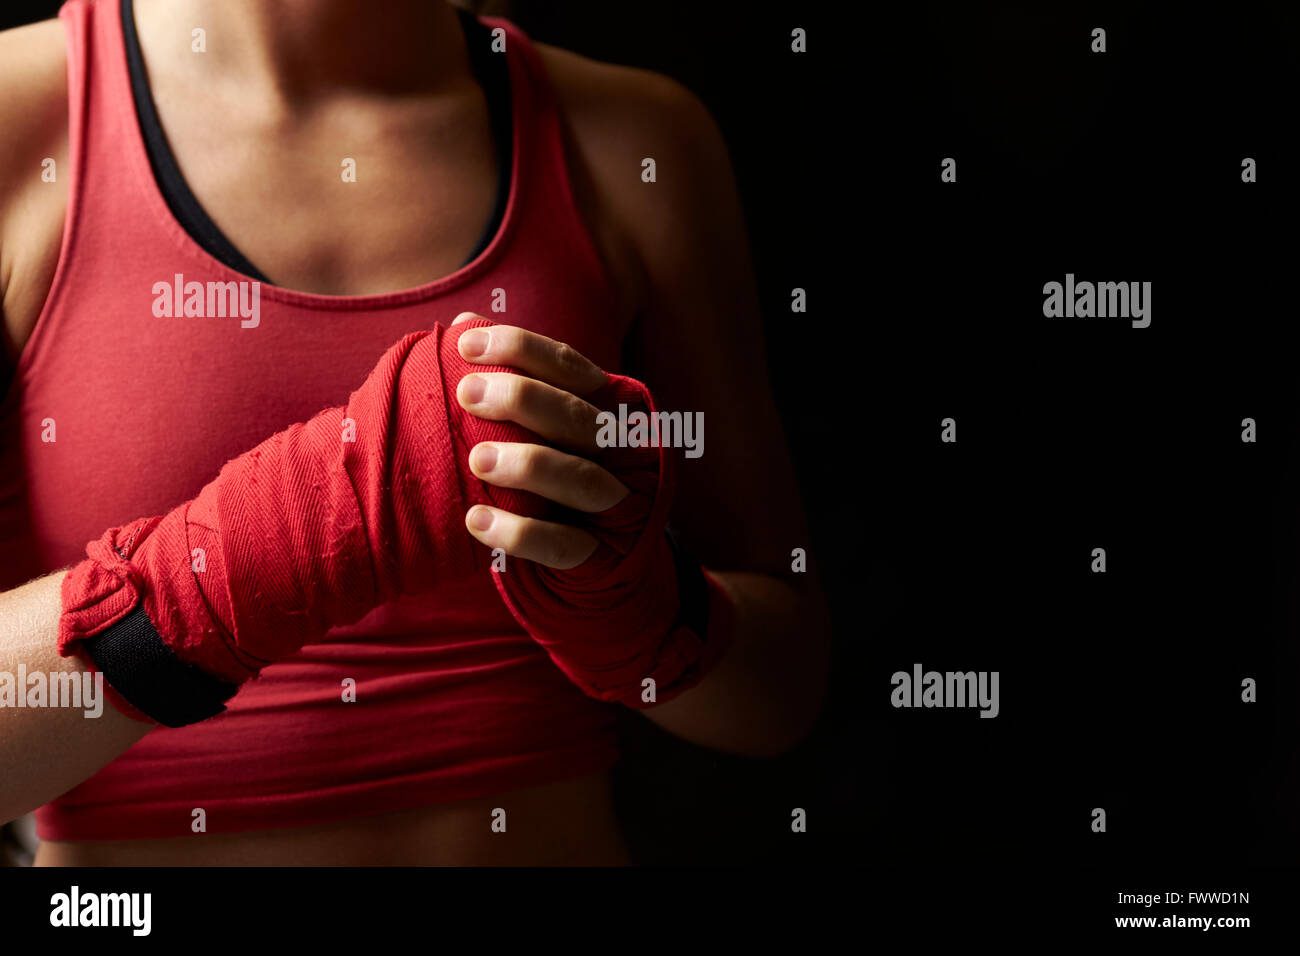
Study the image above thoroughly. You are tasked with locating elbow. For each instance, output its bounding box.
[761,626,831,757]
[745,725,815,759]
[735,668,830,759]
[727,709,823,759]
[764,693,828,757]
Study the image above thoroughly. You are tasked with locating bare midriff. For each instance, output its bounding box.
[35,771,629,866]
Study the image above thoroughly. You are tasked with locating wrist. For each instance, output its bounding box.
[59,512,246,727]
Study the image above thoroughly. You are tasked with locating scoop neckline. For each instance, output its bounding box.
[113,2,526,312]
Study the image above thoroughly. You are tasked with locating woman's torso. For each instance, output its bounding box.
[2,0,648,864]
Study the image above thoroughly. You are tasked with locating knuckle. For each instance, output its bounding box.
[576,460,607,505]
[552,530,586,570]
[501,374,529,410]
[553,341,581,373]
[569,395,597,434]
[546,542,570,570]
[496,325,524,360]
[523,526,559,568]
[516,443,545,481]
[502,521,529,556]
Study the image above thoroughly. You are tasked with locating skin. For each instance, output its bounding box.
[0,0,828,864]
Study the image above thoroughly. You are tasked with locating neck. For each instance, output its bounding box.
[134,0,471,100]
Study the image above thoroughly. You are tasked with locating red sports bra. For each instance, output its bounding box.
[1,0,625,840]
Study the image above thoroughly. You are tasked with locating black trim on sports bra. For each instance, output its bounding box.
[120,0,513,285]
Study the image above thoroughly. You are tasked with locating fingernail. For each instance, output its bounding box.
[461,375,487,404]
[460,329,490,358]
[469,506,494,531]
[472,444,498,473]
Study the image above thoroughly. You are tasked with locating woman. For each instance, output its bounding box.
[0,0,826,865]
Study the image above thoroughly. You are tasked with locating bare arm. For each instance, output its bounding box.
[475,54,831,756]
[620,78,828,756]
[0,571,152,824]
[0,19,146,824]
[0,18,69,365]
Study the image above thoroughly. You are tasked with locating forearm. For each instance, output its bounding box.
[0,571,152,824]
[641,569,830,757]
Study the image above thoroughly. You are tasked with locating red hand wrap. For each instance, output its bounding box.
[59,320,543,687]
[492,374,732,708]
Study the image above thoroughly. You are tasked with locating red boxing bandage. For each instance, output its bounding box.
[58,320,543,724]
[492,374,733,708]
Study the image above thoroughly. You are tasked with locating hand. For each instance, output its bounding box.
[451,313,631,569]
[450,313,720,708]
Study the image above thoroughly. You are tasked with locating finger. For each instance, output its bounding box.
[457,371,604,454]
[465,505,598,570]
[470,441,628,513]
[454,317,609,396]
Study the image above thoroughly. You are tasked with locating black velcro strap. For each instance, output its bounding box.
[84,604,240,728]
[665,525,711,639]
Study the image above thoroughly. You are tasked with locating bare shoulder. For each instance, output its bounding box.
[533,41,731,208]
[0,19,68,224]
[531,41,740,296]
[0,18,69,354]
[533,41,718,144]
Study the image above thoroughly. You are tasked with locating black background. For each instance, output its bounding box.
[1,0,1296,880]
